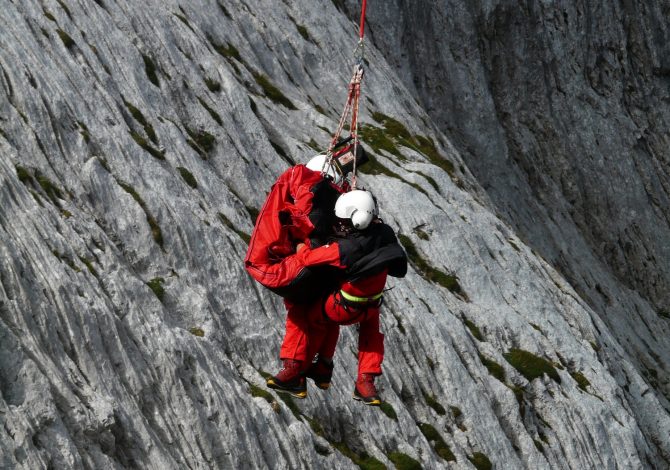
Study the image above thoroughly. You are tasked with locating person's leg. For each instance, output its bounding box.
[303,299,338,389]
[357,307,384,376]
[268,300,310,398]
[352,307,384,406]
[318,271,388,405]
[318,323,340,360]
[279,300,310,362]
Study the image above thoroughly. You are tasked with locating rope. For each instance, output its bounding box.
[359,0,368,39]
[326,0,368,189]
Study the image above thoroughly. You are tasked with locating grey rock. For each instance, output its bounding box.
[1,1,669,469]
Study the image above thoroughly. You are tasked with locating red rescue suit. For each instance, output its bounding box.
[244,164,345,302]
[279,221,408,376]
[245,164,347,366]
[305,269,388,376]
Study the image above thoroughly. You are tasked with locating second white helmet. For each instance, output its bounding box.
[306,154,342,185]
[334,190,377,230]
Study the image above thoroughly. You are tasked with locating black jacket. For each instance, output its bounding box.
[335,221,408,282]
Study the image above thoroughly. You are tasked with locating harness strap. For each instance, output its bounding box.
[340,289,383,304]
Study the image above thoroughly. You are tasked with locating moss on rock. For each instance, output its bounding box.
[503,349,561,383]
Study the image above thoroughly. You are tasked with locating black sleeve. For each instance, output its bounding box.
[308,180,341,240]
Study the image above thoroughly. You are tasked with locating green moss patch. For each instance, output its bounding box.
[276,392,301,420]
[359,123,403,160]
[480,355,506,383]
[252,72,296,110]
[570,371,590,392]
[380,402,397,420]
[208,37,242,74]
[130,132,165,160]
[249,383,273,403]
[358,151,402,179]
[15,165,33,185]
[423,393,446,416]
[56,29,76,49]
[147,277,165,302]
[388,451,421,470]
[185,126,216,157]
[363,113,456,178]
[467,452,492,470]
[118,181,164,247]
[197,97,223,125]
[418,423,455,462]
[204,77,222,92]
[412,134,455,177]
[35,171,65,205]
[177,167,198,189]
[189,327,205,337]
[412,225,430,241]
[287,15,313,43]
[306,138,321,152]
[398,234,467,299]
[124,100,158,144]
[218,212,250,243]
[56,0,72,20]
[43,9,57,22]
[371,112,412,141]
[330,442,385,470]
[503,349,561,384]
[211,40,241,61]
[52,250,81,272]
[142,54,160,87]
[464,318,483,341]
[79,256,98,277]
[296,24,312,43]
[77,121,91,143]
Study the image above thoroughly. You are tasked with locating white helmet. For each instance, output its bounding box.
[306,154,341,184]
[335,190,377,230]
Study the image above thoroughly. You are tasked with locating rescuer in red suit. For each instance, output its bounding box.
[244,154,348,371]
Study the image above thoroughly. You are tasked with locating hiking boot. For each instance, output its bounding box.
[305,357,334,390]
[267,359,307,399]
[353,373,381,406]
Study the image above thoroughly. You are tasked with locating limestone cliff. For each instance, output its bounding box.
[1,1,669,469]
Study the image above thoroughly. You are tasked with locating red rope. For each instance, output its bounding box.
[326,0,367,189]
[359,0,367,39]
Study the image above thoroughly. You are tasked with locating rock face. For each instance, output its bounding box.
[0,1,669,469]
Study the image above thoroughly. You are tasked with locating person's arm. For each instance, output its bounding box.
[295,241,345,269]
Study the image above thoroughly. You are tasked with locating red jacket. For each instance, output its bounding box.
[244,165,345,295]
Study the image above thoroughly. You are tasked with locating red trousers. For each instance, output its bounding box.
[279,271,387,377]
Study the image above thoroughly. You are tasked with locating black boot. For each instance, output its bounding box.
[305,357,334,390]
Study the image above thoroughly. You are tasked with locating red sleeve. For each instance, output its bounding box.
[296,242,345,268]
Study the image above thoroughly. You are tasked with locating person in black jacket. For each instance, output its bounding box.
[267,190,407,405]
